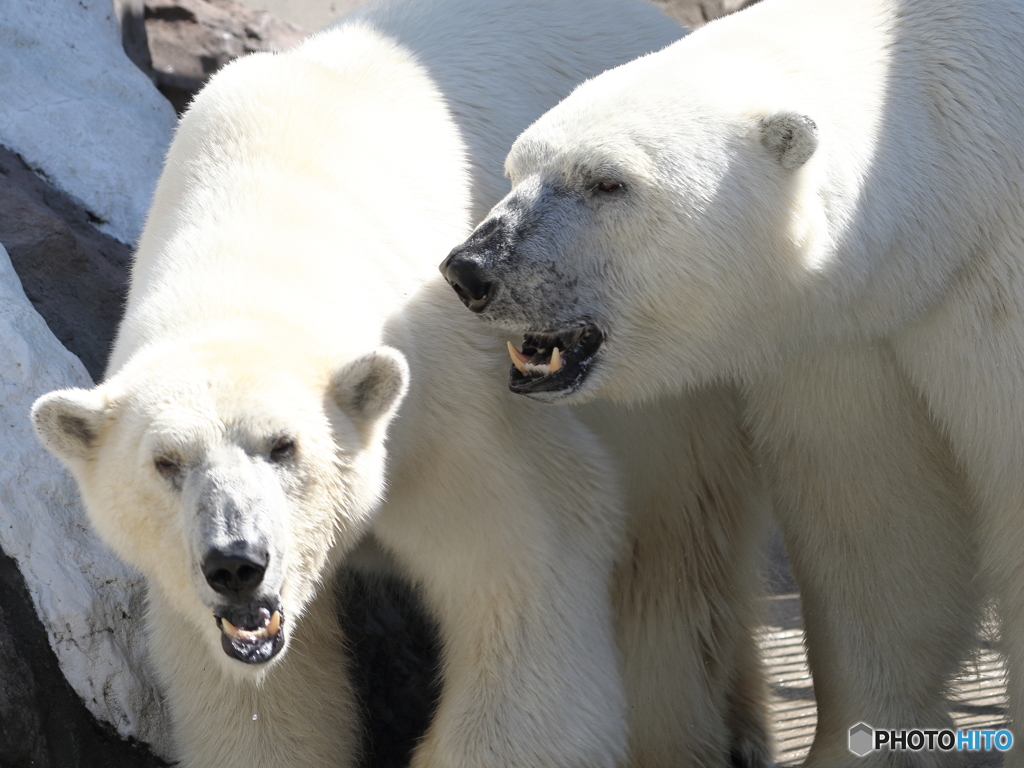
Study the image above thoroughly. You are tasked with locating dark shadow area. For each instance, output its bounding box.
[762,526,797,596]
[0,545,167,768]
[340,571,442,768]
[0,145,131,381]
[768,684,816,703]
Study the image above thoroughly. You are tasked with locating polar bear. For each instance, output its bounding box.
[439,0,1024,764]
[31,0,772,766]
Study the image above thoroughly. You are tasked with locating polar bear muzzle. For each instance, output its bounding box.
[441,217,606,402]
[203,545,285,662]
[215,601,285,665]
[505,325,604,399]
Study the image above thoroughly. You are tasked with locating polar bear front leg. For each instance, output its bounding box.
[584,387,772,768]
[745,341,980,768]
[375,417,627,767]
[407,561,626,768]
[147,582,359,768]
[894,242,1024,768]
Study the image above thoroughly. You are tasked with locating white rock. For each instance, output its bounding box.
[0,0,176,245]
[0,242,171,755]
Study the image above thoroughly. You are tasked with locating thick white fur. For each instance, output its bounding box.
[476,0,1024,764]
[27,1,774,767]
[581,392,770,768]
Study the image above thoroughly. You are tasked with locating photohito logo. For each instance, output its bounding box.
[848,723,1013,756]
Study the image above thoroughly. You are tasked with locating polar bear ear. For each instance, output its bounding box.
[31,388,107,462]
[329,347,410,433]
[758,112,818,170]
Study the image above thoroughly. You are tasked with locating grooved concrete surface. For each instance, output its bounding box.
[761,595,1008,767]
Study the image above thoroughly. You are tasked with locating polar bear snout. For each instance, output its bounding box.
[443,203,610,402]
[202,544,269,599]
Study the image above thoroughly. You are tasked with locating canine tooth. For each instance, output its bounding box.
[267,610,281,637]
[550,346,562,373]
[507,341,529,374]
[222,618,242,640]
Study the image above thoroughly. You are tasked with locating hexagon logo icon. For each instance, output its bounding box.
[849,723,874,756]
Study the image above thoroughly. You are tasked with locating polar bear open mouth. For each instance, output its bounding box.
[507,324,603,397]
[215,603,285,664]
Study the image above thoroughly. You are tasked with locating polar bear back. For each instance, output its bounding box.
[341,0,683,221]
[111,25,471,375]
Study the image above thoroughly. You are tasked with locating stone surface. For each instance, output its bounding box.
[656,0,760,27]
[234,0,759,34]
[241,0,366,30]
[0,0,177,245]
[341,571,441,768]
[0,546,168,768]
[0,145,132,381]
[0,241,172,756]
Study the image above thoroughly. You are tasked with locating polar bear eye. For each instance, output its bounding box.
[596,180,622,193]
[154,455,181,477]
[269,436,296,463]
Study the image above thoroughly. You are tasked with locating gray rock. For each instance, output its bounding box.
[656,0,760,28]
[0,0,176,244]
[0,239,172,757]
[0,545,167,768]
[0,145,131,381]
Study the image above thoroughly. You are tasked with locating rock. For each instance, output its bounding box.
[0,546,167,768]
[142,0,307,112]
[0,0,176,245]
[233,0,369,31]
[114,0,155,74]
[0,145,132,381]
[0,240,172,757]
[656,0,760,27]
[340,570,441,768]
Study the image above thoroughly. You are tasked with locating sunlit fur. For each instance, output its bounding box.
[468,0,1024,765]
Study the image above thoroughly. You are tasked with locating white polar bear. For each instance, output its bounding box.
[441,0,1024,764]
[31,0,771,766]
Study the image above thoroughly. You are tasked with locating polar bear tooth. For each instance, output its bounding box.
[550,346,562,374]
[267,610,281,637]
[221,618,243,640]
[508,341,529,374]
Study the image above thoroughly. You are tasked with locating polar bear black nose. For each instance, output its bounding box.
[440,247,494,313]
[203,546,268,598]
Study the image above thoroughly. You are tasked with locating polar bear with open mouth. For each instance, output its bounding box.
[441,0,1024,765]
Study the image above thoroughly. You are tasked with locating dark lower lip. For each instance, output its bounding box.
[215,601,285,665]
[220,627,285,664]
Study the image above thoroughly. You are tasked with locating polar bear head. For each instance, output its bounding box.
[440,51,826,404]
[32,333,407,677]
